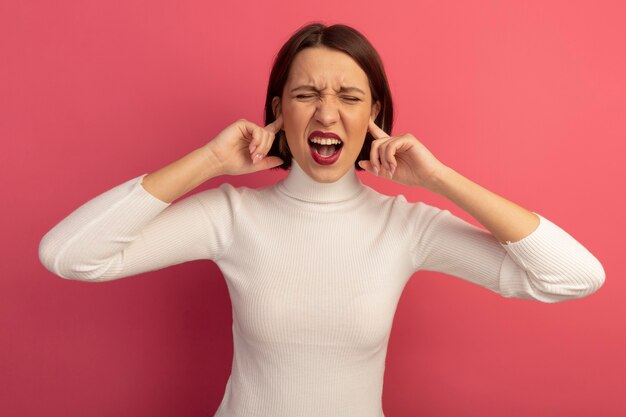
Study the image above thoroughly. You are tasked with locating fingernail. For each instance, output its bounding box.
[249,145,257,154]
[253,154,263,164]
[373,166,379,175]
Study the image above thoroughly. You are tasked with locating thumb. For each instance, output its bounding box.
[358,160,376,175]
[253,156,284,172]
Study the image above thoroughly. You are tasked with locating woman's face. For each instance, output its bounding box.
[273,46,380,183]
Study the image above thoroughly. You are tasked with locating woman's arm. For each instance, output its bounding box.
[38,173,240,281]
[141,146,222,204]
[408,204,605,302]
[362,118,605,301]
[361,117,547,243]
[421,165,539,244]
[142,116,284,203]
[39,118,284,281]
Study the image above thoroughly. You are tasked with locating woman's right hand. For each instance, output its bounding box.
[203,116,284,176]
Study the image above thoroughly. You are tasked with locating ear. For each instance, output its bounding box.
[272,96,282,118]
[370,100,381,121]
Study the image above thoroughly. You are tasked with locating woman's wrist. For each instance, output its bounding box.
[420,164,540,243]
[198,144,225,180]
[421,164,454,195]
[142,146,223,204]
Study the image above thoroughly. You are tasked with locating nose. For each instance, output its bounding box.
[314,94,340,126]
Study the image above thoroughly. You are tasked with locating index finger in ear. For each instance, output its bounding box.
[368,118,388,140]
[266,114,283,134]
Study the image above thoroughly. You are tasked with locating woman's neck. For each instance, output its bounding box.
[277,160,363,203]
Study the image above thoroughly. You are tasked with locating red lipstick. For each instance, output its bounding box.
[310,145,343,165]
[308,131,342,140]
[307,131,344,165]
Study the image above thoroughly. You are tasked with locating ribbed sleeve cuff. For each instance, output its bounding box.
[499,213,585,268]
[136,174,172,207]
[497,213,605,302]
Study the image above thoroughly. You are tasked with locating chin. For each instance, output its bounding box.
[311,173,341,183]
[305,163,351,183]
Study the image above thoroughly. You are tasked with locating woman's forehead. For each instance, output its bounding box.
[286,47,370,92]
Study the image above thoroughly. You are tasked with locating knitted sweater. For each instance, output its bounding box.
[39,160,605,417]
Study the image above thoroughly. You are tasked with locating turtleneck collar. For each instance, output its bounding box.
[277,159,364,203]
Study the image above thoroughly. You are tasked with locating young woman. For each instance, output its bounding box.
[39,23,605,417]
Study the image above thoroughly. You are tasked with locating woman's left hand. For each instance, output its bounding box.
[358,118,447,189]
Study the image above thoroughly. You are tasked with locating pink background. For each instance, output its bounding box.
[2,1,625,416]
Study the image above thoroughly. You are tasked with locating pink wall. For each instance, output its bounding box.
[2,0,624,416]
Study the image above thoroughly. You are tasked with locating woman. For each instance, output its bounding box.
[39,23,605,417]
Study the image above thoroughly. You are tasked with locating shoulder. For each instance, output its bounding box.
[184,182,248,216]
[363,186,443,216]
[189,182,279,213]
[363,187,453,235]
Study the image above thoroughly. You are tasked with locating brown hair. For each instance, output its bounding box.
[264,22,394,170]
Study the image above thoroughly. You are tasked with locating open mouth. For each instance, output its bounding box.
[308,132,344,165]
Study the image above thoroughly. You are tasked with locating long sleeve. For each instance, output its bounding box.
[38,174,237,282]
[410,206,605,303]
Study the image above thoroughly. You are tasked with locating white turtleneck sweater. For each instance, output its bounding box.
[39,160,605,417]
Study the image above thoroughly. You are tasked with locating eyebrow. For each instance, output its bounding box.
[290,85,366,95]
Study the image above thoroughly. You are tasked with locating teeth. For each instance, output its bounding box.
[309,137,342,145]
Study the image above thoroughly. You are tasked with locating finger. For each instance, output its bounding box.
[378,140,393,172]
[361,158,391,178]
[253,156,284,171]
[266,114,283,134]
[368,139,381,174]
[258,115,283,159]
[378,165,393,179]
[384,139,399,174]
[253,130,274,164]
[358,160,377,175]
[369,136,392,174]
[249,127,266,163]
[239,119,262,154]
[368,117,389,140]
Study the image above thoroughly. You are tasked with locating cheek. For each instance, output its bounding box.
[341,108,371,138]
[283,103,314,132]
[281,104,311,155]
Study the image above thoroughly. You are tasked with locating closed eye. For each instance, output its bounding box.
[294,94,362,103]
